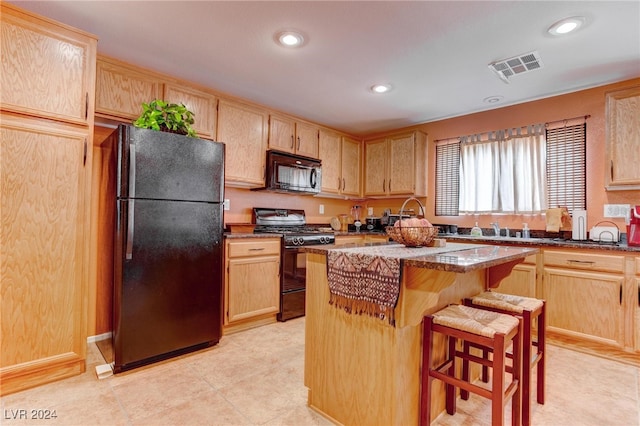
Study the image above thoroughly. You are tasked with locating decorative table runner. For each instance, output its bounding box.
[326,243,475,325]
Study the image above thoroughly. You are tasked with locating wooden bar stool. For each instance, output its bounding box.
[421,304,523,426]
[463,291,545,426]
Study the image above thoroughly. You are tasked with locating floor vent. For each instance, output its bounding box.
[488,51,544,83]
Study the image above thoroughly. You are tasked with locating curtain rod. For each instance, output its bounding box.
[435,114,591,144]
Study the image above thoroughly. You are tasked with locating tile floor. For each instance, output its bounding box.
[1,317,639,426]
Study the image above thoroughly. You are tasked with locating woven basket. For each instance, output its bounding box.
[385,197,439,247]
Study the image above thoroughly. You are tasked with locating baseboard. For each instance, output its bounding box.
[87,332,112,344]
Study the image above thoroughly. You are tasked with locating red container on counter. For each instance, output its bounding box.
[628,206,640,247]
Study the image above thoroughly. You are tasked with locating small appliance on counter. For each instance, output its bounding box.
[628,206,640,247]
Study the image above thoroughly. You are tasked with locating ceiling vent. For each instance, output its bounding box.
[488,51,544,83]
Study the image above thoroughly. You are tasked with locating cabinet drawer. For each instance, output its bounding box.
[543,250,625,273]
[227,239,280,257]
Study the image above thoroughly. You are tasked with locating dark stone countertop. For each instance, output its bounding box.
[301,242,539,274]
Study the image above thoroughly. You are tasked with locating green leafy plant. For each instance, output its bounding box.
[133,99,197,137]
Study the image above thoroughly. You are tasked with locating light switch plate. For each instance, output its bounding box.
[603,204,630,218]
[319,204,324,214]
[223,199,230,211]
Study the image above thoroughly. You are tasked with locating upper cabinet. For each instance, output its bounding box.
[95,56,163,122]
[163,83,217,140]
[268,113,319,159]
[96,57,217,140]
[217,98,269,187]
[318,129,361,197]
[363,130,427,198]
[605,86,640,190]
[1,5,96,126]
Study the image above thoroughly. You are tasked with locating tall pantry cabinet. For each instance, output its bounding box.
[1,3,97,395]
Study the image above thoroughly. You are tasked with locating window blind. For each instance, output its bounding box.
[435,142,460,216]
[545,123,586,212]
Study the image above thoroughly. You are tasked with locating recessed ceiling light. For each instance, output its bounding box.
[483,95,504,104]
[370,84,392,94]
[275,30,305,47]
[547,16,585,36]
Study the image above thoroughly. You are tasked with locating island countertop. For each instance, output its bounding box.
[302,241,539,274]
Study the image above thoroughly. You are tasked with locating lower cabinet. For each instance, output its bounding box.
[542,250,626,347]
[493,254,538,298]
[334,234,389,246]
[224,238,280,334]
[635,257,640,353]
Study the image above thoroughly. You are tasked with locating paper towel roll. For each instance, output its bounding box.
[572,209,587,240]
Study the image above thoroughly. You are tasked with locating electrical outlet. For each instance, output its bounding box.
[319,204,324,214]
[223,199,230,211]
[603,204,630,218]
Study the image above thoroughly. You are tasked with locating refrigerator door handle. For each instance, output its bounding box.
[126,199,135,260]
[129,143,136,198]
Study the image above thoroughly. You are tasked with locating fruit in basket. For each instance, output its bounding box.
[394,218,432,227]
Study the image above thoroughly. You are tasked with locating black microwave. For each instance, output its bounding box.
[260,150,322,195]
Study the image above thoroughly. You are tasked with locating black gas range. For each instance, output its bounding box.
[253,208,335,321]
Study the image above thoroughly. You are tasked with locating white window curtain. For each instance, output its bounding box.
[459,128,547,214]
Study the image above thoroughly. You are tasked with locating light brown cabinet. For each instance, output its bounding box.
[224,238,281,334]
[163,83,217,140]
[542,250,625,347]
[1,5,95,126]
[268,113,319,158]
[0,3,96,395]
[95,56,163,122]
[605,86,640,190]
[363,130,427,197]
[217,99,269,187]
[635,257,640,352]
[493,254,538,299]
[318,129,361,197]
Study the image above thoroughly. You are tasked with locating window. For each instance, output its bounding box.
[434,123,586,216]
[435,142,460,216]
[545,123,587,211]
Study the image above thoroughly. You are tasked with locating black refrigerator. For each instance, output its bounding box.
[104,124,225,373]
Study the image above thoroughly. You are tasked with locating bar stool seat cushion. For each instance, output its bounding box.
[432,304,519,338]
[469,291,543,314]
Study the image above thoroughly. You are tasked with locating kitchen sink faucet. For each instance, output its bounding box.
[490,222,500,237]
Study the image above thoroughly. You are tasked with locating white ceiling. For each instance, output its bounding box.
[10,1,640,135]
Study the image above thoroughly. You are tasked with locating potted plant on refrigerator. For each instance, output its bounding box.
[133,99,197,137]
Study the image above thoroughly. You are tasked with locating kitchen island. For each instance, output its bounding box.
[302,242,538,426]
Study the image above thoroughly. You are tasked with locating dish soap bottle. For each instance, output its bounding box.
[522,223,530,239]
[470,222,483,236]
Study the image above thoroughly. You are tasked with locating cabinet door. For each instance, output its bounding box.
[494,263,537,298]
[1,5,96,125]
[163,83,217,140]
[295,121,319,159]
[1,116,90,394]
[364,138,388,196]
[319,129,342,194]
[226,254,280,324]
[543,267,624,346]
[268,114,295,153]
[217,99,268,187]
[388,133,415,195]
[605,86,640,188]
[341,136,361,196]
[634,275,640,353]
[95,57,162,121]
